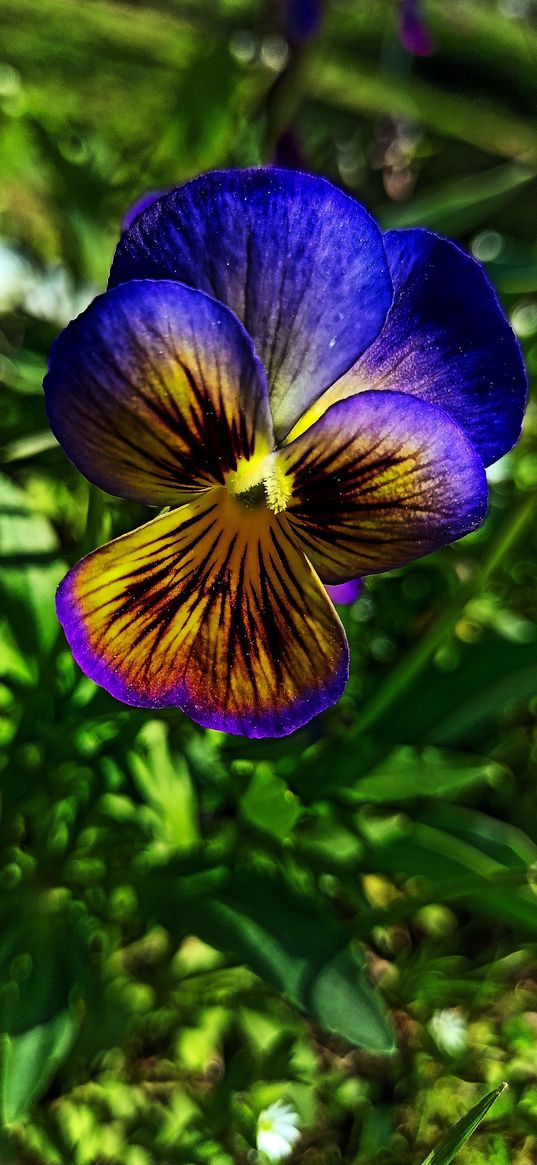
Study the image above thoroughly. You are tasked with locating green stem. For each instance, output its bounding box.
[0,1128,18,1162]
[353,490,537,738]
[305,53,537,163]
[260,45,312,161]
[82,485,106,555]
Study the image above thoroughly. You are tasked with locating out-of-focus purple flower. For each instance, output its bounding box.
[273,129,306,171]
[123,190,167,232]
[398,0,435,56]
[282,0,322,45]
[326,579,362,606]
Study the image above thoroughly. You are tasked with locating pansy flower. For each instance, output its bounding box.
[44,169,526,738]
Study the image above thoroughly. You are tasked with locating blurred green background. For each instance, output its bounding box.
[2,0,537,1161]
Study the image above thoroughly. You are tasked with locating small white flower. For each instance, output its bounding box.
[256,1100,301,1162]
[429,1008,468,1056]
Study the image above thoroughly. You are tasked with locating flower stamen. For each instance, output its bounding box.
[225,452,292,514]
[263,454,292,514]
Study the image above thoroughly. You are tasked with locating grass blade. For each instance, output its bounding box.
[420,1083,508,1165]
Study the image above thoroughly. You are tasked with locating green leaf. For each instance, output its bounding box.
[482,239,537,294]
[0,1009,79,1126]
[0,472,65,673]
[422,804,537,869]
[381,162,536,235]
[376,639,537,748]
[0,431,58,464]
[309,54,537,162]
[0,891,85,1122]
[159,43,244,172]
[139,865,395,1054]
[128,720,200,852]
[240,764,302,840]
[304,945,389,1049]
[347,747,505,804]
[421,1082,508,1165]
[361,806,537,936]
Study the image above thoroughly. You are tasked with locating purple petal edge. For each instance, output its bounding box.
[56,568,349,740]
[325,579,363,605]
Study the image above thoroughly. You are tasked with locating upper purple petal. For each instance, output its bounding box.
[342,228,527,467]
[122,189,168,232]
[43,278,273,506]
[109,168,393,440]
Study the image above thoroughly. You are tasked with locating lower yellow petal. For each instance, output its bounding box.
[56,490,348,738]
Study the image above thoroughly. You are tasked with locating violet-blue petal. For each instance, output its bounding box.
[279,390,488,581]
[109,168,393,439]
[123,189,167,232]
[336,229,527,467]
[44,278,273,506]
[325,579,362,605]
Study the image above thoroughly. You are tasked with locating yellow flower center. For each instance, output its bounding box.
[225,451,292,514]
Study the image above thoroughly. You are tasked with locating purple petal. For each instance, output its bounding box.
[325,579,362,605]
[44,279,273,505]
[335,229,527,466]
[109,168,393,440]
[279,390,488,581]
[123,190,168,232]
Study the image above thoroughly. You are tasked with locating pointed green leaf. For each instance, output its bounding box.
[139,866,395,1053]
[129,720,200,852]
[421,1083,508,1165]
[376,639,537,749]
[241,765,302,840]
[0,472,65,671]
[0,892,85,1122]
[0,1009,79,1126]
[348,747,505,804]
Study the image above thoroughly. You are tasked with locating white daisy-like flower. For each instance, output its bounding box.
[429,1008,468,1056]
[256,1100,301,1161]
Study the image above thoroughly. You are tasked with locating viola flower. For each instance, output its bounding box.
[44,169,526,738]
